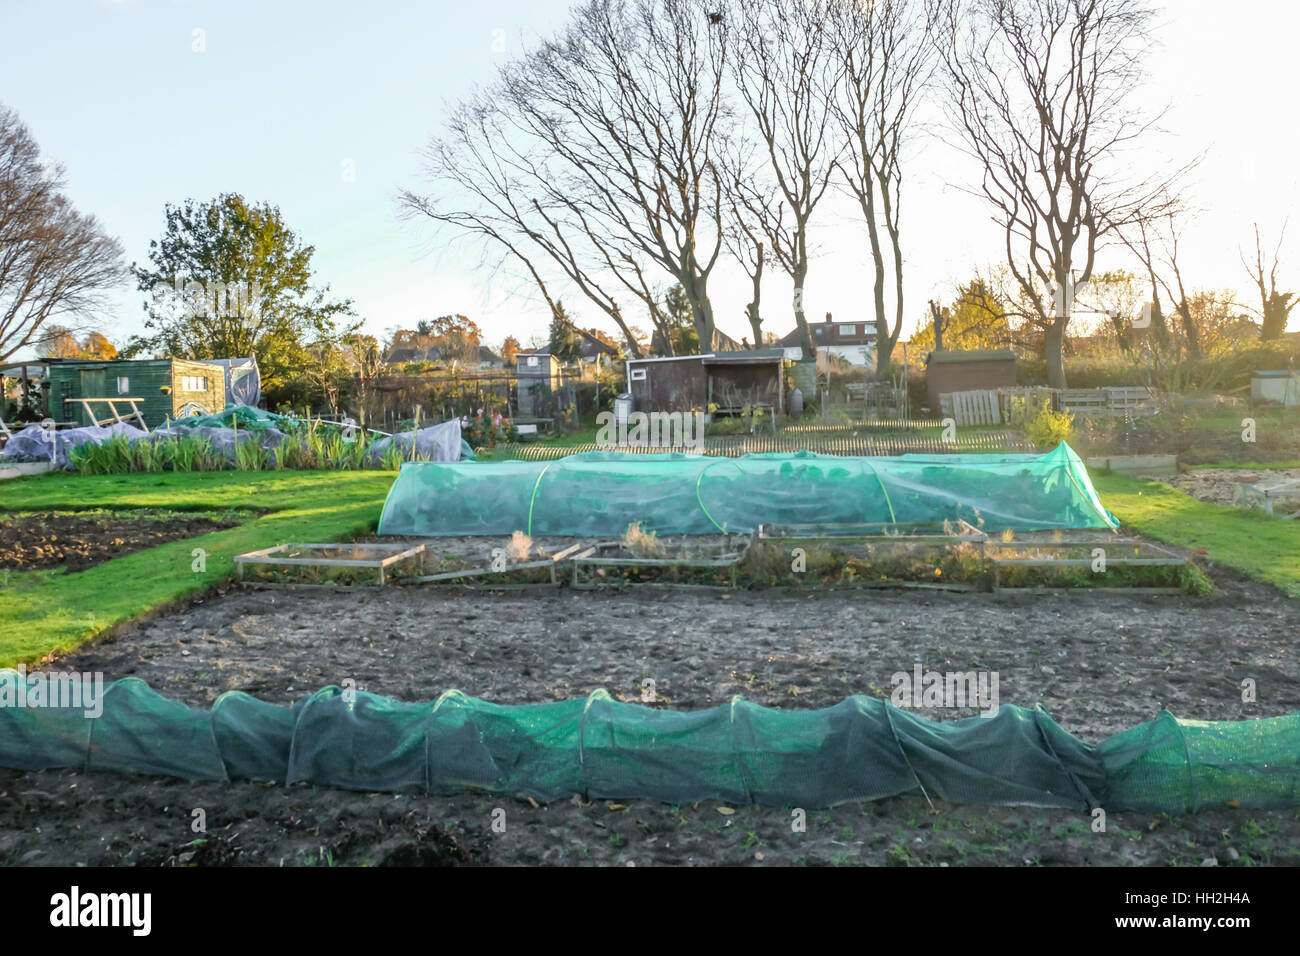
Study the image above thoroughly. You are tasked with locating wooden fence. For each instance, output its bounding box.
[941,386,1158,426]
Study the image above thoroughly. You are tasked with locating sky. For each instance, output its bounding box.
[1,0,1297,360]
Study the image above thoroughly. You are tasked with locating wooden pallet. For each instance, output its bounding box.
[1058,387,1157,420]
[939,389,1002,426]
[64,396,148,429]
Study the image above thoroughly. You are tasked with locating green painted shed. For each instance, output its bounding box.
[46,358,226,429]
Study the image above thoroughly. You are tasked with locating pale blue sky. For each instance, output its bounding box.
[2,0,1296,359]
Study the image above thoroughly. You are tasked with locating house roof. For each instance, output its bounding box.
[577,329,619,358]
[40,357,164,365]
[711,328,743,351]
[386,346,443,364]
[779,320,878,348]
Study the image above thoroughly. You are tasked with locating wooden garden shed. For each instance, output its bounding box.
[626,349,788,415]
[46,358,226,428]
[925,349,1018,414]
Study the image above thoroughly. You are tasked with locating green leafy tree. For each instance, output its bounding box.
[911,279,1013,353]
[548,302,585,363]
[126,193,357,391]
[651,283,699,355]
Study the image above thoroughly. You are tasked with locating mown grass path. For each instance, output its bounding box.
[1091,472,1299,598]
[0,471,394,664]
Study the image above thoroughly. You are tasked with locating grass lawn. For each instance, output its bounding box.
[1091,472,1300,598]
[0,470,394,666]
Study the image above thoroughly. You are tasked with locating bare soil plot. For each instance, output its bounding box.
[2,565,1297,867]
[0,510,244,573]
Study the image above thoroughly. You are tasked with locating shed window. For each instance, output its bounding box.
[527,356,539,367]
[630,368,647,381]
[179,375,208,391]
[116,376,130,394]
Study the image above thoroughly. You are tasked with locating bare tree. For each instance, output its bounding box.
[403,0,730,358]
[831,0,933,376]
[932,0,1178,388]
[719,137,776,347]
[0,103,125,362]
[1122,203,1203,358]
[727,0,843,357]
[1242,222,1298,342]
[517,0,731,351]
[400,89,645,357]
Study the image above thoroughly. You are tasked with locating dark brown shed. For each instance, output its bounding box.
[924,349,1017,412]
[626,349,787,415]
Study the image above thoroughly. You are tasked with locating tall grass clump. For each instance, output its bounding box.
[233,436,270,471]
[67,417,421,474]
[70,436,133,475]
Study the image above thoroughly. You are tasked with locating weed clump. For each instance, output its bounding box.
[622,521,664,558]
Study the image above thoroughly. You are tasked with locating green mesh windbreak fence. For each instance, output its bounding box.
[1100,711,1300,811]
[376,444,1118,537]
[2,672,1297,812]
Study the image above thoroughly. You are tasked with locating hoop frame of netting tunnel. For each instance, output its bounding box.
[376,443,1118,538]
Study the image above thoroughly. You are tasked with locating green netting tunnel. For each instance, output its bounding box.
[2,673,1296,812]
[376,444,1118,537]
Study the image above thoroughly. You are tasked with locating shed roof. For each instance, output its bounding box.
[701,348,786,364]
[927,349,1017,364]
[628,348,786,366]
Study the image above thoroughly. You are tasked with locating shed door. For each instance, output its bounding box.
[76,369,107,425]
